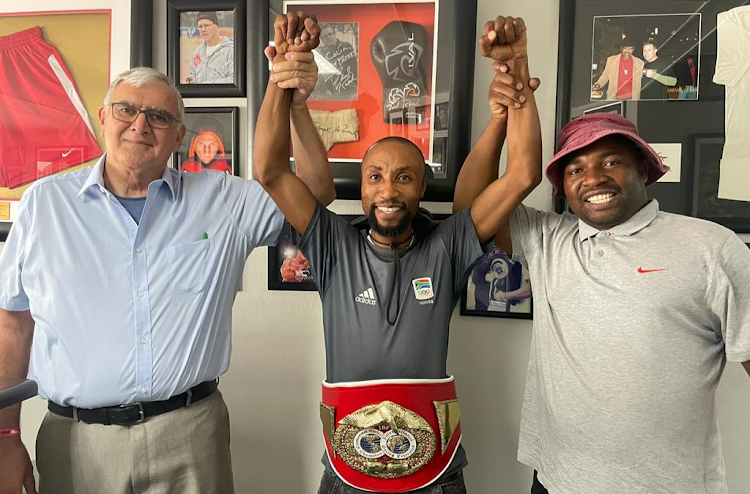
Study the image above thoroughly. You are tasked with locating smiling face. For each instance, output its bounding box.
[98,81,185,178]
[562,135,649,230]
[360,140,426,245]
[620,45,635,59]
[642,43,657,62]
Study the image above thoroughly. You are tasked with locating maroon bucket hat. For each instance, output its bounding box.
[545,113,669,196]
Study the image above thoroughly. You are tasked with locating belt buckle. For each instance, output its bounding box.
[120,402,145,424]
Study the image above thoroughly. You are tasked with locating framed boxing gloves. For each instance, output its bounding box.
[172,107,240,176]
[460,247,534,320]
[167,0,246,97]
[255,0,477,201]
[0,1,152,241]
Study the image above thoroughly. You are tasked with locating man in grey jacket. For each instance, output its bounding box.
[188,11,234,84]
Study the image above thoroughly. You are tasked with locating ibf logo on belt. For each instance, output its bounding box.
[412,277,434,300]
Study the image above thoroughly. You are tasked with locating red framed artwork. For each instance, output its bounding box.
[255,0,477,201]
[0,1,152,241]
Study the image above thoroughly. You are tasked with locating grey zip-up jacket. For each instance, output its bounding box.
[189,37,234,84]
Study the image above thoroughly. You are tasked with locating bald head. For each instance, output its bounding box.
[362,137,427,181]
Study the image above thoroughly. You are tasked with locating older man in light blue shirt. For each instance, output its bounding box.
[0,16,331,494]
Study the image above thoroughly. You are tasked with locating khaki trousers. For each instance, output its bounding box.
[36,390,234,494]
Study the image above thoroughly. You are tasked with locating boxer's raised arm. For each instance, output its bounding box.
[254,13,322,235]
[467,17,542,247]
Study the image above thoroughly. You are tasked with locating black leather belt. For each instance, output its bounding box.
[47,380,218,426]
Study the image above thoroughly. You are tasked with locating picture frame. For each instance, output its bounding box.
[255,0,477,201]
[166,0,246,97]
[267,215,360,291]
[0,1,153,241]
[460,247,533,320]
[690,134,750,233]
[553,0,747,224]
[172,107,240,176]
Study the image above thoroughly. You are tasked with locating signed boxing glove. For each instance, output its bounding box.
[371,21,430,124]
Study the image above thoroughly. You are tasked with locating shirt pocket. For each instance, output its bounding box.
[165,239,215,294]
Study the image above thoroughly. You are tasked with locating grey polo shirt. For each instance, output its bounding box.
[298,204,486,479]
[511,200,750,494]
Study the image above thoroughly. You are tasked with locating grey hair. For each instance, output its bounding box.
[103,67,185,123]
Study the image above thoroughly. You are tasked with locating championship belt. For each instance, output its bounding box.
[320,377,461,493]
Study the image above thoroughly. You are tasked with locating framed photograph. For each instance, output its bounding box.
[167,0,246,97]
[690,134,750,233]
[590,13,701,102]
[173,107,239,175]
[554,0,747,223]
[460,247,533,320]
[268,215,360,291]
[0,1,152,241]
[254,0,477,201]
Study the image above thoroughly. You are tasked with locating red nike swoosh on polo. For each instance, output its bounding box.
[637,266,667,274]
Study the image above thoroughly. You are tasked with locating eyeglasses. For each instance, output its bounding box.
[110,102,180,129]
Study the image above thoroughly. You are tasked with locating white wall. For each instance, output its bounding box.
[11,0,750,493]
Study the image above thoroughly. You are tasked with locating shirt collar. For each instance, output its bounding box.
[77,153,179,200]
[578,199,659,242]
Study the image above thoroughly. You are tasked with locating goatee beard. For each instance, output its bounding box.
[368,207,413,238]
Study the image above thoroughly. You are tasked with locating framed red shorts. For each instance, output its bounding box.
[0,26,101,189]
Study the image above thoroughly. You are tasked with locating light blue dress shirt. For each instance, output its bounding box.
[0,155,283,408]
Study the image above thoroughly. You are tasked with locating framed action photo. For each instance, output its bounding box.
[173,107,239,175]
[461,247,533,320]
[0,1,152,241]
[268,215,359,291]
[167,0,246,97]
[554,0,748,226]
[253,0,477,201]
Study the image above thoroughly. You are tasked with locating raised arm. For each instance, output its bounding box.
[254,13,322,235]
[290,103,335,205]
[0,308,37,494]
[263,38,335,206]
[469,17,542,248]
[453,16,540,215]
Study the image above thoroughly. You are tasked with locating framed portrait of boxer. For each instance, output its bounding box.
[461,247,533,320]
[253,0,476,201]
[167,0,246,97]
[0,2,151,241]
[172,107,239,176]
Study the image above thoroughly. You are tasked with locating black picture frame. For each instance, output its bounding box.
[254,0,477,202]
[460,247,533,320]
[553,0,747,226]
[690,133,750,233]
[167,0,246,97]
[267,215,359,292]
[0,1,153,242]
[172,107,240,176]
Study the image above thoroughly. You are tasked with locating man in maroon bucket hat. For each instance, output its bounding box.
[455,98,750,492]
